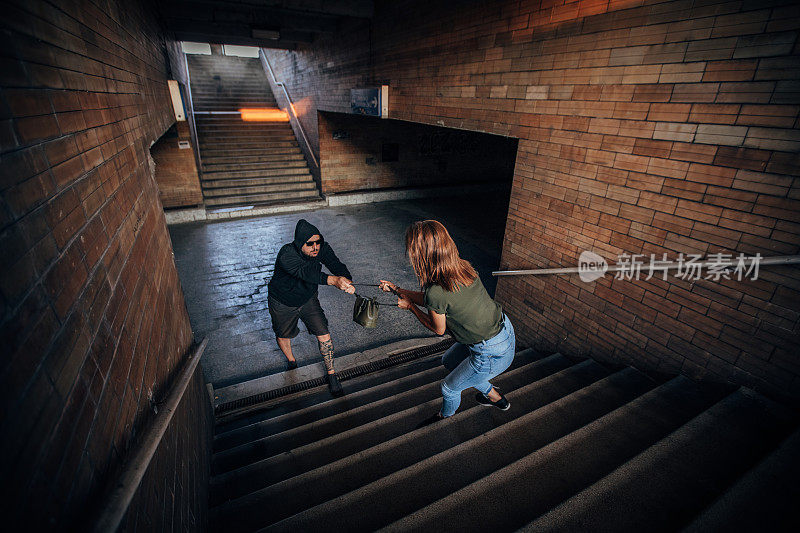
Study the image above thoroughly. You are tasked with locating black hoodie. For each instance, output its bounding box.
[267,219,353,307]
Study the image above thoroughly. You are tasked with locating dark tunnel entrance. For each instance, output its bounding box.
[317,111,520,295]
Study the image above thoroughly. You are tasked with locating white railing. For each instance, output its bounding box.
[259,49,319,172]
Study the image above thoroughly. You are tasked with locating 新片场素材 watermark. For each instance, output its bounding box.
[577,252,761,282]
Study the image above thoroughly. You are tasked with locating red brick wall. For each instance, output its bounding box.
[318,111,518,194]
[265,0,800,400]
[0,0,195,527]
[151,122,203,208]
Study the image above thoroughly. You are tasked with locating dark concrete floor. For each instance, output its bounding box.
[169,191,511,388]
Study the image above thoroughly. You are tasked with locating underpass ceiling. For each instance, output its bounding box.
[158,0,374,50]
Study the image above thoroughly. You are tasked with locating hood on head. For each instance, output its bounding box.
[294,219,321,249]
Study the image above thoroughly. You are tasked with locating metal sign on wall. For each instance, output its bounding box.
[351,86,388,118]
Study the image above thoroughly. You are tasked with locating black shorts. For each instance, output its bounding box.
[268,294,330,338]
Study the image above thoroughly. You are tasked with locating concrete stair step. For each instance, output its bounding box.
[211,352,564,476]
[682,426,800,532]
[199,138,297,146]
[202,156,304,167]
[198,134,296,142]
[200,148,302,158]
[199,140,297,148]
[193,102,277,108]
[198,122,289,128]
[197,128,291,133]
[196,123,290,129]
[193,104,276,108]
[200,140,298,151]
[201,168,310,180]
[190,76,267,81]
[204,190,321,207]
[213,365,450,457]
[203,160,306,172]
[197,128,292,134]
[202,177,312,189]
[215,356,448,436]
[192,91,269,95]
[213,348,544,454]
[203,182,317,197]
[194,107,282,113]
[522,389,798,532]
[191,89,271,93]
[192,90,271,96]
[210,358,636,523]
[193,99,276,105]
[371,377,733,533]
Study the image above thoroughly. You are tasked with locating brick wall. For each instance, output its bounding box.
[0,0,196,527]
[318,111,517,194]
[265,0,800,401]
[151,122,203,208]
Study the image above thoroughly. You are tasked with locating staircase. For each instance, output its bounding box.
[209,348,800,532]
[187,54,321,210]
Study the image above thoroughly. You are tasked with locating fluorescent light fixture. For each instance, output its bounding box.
[167,80,185,121]
[252,28,280,40]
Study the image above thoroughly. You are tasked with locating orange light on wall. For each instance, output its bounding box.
[239,108,289,121]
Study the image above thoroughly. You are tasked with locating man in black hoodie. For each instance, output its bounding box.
[267,219,354,396]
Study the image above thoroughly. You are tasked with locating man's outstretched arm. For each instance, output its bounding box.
[320,244,352,280]
[278,248,329,284]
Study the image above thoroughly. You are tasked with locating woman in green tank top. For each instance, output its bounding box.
[380,220,516,425]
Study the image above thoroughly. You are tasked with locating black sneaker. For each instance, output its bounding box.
[287,359,298,370]
[327,373,344,397]
[416,412,445,429]
[475,390,510,411]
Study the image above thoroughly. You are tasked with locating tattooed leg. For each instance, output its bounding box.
[318,334,335,374]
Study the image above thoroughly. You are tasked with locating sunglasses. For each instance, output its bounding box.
[305,238,323,247]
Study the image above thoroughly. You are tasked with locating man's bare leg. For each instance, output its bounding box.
[276,337,296,362]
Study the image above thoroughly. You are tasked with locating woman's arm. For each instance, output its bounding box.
[379,280,424,306]
[400,296,447,335]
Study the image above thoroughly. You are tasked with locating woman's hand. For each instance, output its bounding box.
[397,295,413,309]
[379,280,398,293]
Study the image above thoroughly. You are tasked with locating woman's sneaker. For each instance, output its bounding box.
[475,390,510,410]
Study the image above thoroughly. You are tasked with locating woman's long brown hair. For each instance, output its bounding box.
[405,220,477,292]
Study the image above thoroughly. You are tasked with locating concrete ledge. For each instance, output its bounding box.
[212,336,448,408]
[326,182,502,207]
[165,207,207,224]
[165,200,327,225]
[206,200,327,220]
[164,183,506,225]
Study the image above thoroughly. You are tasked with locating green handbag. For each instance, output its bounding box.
[353,294,379,328]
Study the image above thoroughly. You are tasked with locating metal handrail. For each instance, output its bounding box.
[493,254,800,276]
[258,49,319,170]
[91,338,208,533]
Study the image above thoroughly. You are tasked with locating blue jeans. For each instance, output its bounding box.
[439,314,515,417]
